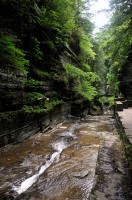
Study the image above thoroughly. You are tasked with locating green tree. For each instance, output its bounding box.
[0,0,104,116]
[98,0,132,94]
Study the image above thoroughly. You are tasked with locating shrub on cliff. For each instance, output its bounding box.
[0,34,29,74]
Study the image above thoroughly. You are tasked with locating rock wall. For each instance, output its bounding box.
[0,44,72,147]
[119,53,132,99]
[115,110,132,168]
[0,103,71,147]
[0,67,27,112]
[0,45,90,147]
[70,100,89,118]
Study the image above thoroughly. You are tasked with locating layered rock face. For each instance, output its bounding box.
[0,67,27,112]
[0,47,89,147]
[119,53,132,99]
[0,55,68,147]
[0,102,71,147]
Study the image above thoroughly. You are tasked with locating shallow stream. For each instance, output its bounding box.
[0,115,131,199]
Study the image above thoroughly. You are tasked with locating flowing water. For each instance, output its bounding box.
[0,115,131,200]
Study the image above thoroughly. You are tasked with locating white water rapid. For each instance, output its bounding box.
[14,141,67,194]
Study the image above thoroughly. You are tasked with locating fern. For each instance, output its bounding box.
[65,63,99,100]
[26,92,45,101]
[75,81,98,101]
[0,34,29,74]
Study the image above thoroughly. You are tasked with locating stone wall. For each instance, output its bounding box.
[0,103,71,147]
[115,110,132,168]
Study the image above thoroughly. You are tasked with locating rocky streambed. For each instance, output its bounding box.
[0,115,131,200]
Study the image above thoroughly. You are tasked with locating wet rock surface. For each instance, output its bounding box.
[0,116,131,200]
[90,119,132,200]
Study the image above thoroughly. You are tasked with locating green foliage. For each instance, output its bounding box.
[46,40,56,51]
[98,96,115,108]
[75,80,98,101]
[0,34,29,74]
[125,144,132,153]
[44,99,64,111]
[26,92,45,101]
[65,64,99,81]
[79,31,95,62]
[76,16,94,34]
[65,63,99,100]
[36,0,76,45]
[65,63,86,79]
[92,40,107,95]
[0,111,20,125]
[0,112,12,122]
[32,38,43,61]
[81,63,91,72]
[0,0,109,115]
[35,69,50,78]
[22,105,33,114]
[98,0,132,94]
[25,78,42,88]
[22,99,63,114]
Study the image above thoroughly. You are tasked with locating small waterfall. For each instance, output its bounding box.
[14,141,67,194]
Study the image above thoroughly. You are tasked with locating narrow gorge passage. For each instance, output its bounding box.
[0,115,131,200]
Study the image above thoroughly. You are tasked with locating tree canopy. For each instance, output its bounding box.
[97,0,132,94]
[0,0,131,115]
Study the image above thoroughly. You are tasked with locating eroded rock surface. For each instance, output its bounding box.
[0,116,131,200]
